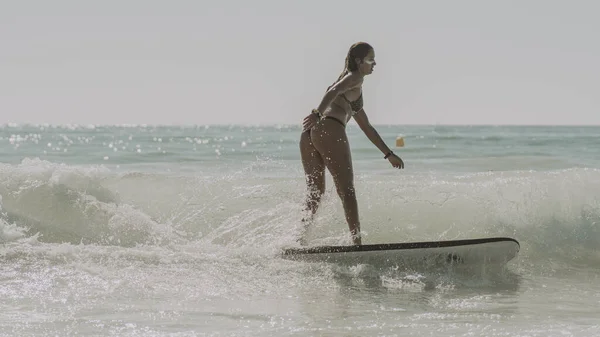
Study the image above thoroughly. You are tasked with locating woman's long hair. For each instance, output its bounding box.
[327,42,373,90]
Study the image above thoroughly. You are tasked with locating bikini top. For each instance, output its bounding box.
[341,92,363,115]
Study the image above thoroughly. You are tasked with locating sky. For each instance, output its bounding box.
[1,0,599,126]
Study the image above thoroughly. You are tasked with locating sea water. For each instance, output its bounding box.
[1,124,599,336]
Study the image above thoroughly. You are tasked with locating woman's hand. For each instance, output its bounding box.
[388,153,404,169]
[302,112,320,132]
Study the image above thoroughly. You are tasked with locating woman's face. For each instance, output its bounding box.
[358,49,376,76]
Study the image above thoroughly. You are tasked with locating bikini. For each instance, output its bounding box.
[341,92,363,114]
[322,92,364,127]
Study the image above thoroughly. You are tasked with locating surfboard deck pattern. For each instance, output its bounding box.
[282,237,520,267]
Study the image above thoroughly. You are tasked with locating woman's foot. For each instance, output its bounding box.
[351,231,362,245]
[296,218,311,246]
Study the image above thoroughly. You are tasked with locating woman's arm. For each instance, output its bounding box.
[353,109,391,155]
[353,109,404,168]
[316,73,361,114]
[303,73,362,131]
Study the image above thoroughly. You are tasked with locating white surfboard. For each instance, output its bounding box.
[282,237,520,267]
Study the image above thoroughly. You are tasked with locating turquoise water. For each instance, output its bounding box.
[1,124,600,336]
[2,124,599,172]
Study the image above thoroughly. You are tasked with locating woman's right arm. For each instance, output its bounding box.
[315,73,359,114]
[302,73,360,131]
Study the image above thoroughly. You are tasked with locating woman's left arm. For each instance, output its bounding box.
[353,109,404,169]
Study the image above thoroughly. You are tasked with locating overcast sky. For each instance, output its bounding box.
[1,0,599,125]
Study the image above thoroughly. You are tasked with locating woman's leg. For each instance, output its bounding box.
[310,119,361,245]
[299,130,325,242]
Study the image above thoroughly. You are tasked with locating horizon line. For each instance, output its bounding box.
[2,122,600,128]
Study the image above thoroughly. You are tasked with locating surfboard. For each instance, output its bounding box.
[282,237,520,267]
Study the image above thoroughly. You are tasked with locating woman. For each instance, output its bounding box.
[299,42,404,246]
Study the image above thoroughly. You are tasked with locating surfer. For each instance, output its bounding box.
[299,42,404,246]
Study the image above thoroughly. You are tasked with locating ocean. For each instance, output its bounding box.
[1,124,599,336]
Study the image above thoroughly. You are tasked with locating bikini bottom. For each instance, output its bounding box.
[321,116,345,127]
[303,116,346,135]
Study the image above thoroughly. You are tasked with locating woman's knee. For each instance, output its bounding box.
[336,184,356,201]
[308,182,324,195]
[306,175,325,194]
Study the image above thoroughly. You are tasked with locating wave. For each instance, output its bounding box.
[1,158,599,271]
[0,158,183,246]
